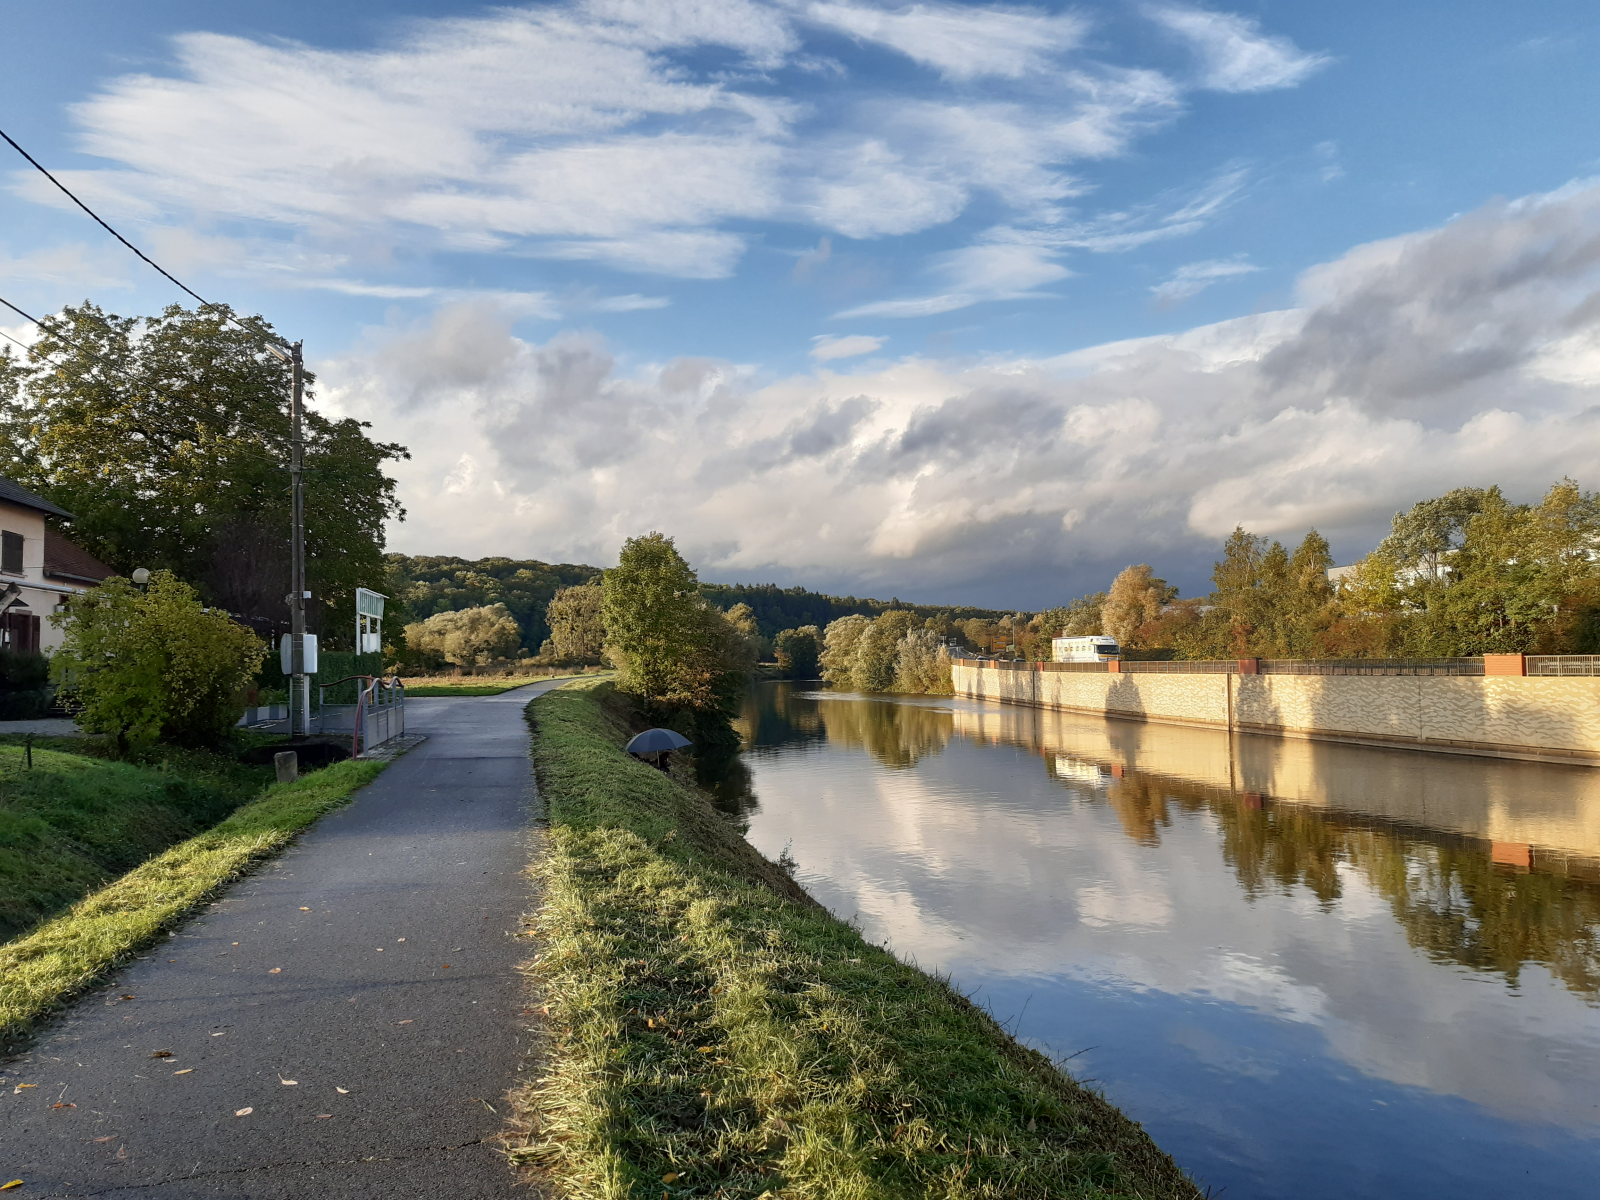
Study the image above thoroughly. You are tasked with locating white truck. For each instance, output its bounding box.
[1052,635,1121,663]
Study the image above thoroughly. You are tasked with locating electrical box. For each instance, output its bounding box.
[280,633,319,675]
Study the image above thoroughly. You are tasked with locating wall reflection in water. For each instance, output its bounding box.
[735,682,1600,1200]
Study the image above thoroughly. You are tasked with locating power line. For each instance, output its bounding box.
[0,125,217,313]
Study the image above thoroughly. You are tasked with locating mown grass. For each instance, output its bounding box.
[402,671,606,697]
[0,740,278,942]
[515,679,1201,1200]
[0,756,385,1047]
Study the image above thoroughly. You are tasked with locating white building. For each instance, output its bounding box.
[0,477,114,655]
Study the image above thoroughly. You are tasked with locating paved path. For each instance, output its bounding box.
[3,684,562,1198]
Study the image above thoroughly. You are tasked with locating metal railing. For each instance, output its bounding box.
[318,676,406,755]
[1527,655,1600,677]
[953,656,1488,676]
[1258,658,1484,677]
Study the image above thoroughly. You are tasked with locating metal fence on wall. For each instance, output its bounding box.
[1527,655,1600,677]
[953,656,1488,676]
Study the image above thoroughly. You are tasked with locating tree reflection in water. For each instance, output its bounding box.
[738,681,1600,1001]
[1044,757,1600,1003]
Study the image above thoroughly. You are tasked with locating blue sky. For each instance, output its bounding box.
[4,2,1600,606]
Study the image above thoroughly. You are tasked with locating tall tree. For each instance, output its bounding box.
[544,583,606,661]
[1,303,406,643]
[1101,565,1173,648]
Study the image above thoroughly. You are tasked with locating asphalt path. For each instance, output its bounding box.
[2,683,562,1198]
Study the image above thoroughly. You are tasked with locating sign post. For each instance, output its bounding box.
[356,588,386,657]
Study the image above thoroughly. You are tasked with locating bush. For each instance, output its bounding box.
[403,603,522,667]
[52,572,266,755]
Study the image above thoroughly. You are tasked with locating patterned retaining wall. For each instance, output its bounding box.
[951,659,1600,766]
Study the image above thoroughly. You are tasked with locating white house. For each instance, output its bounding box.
[0,476,114,655]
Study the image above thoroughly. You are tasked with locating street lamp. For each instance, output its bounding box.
[131,568,150,586]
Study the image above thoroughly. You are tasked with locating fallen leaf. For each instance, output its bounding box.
[336,1087,349,1094]
[268,967,282,975]
[375,948,383,952]
[168,959,176,963]
[395,1019,412,1025]
[662,1172,680,1183]
[396,938,405,942]
[115,1147,126,1161]
[315,1113,332,1119]
[174,1069,193,1076]
[119,995,135,1001]
[697,1046,713,1054]
[1,1181,21,1191]
[300,907,310,911]
[14,1084,37,1092]
[94,1136,117,1144]
[51,1102,76,1109]
[149,1050,173,1059]
[231,942,239,946]
[280,1078,298,1086]
[441,964,450,969]
[211,1032,225,1037]
[235,1107,253,1117]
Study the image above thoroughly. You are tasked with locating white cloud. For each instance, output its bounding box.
[327,179,1600,597]
[0,243,133,291]
[17,0,1246,294]
[811,333,885,361]
[805,1,1089,81]
[1151,256,1260,304]
[1148,5,1330,92]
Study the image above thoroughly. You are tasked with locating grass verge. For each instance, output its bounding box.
[0,756,385,1048]
[515,679,1201,1200]
[402,671,606,697]
[0,740,279,942]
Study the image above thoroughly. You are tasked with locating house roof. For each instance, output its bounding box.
[0,475,74,520]
[44,530,114,585]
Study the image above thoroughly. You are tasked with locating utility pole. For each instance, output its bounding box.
[289,341,308,736]
[265,338,311,737]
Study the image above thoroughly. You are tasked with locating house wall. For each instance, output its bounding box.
[951,660,1600,767]
[0,499,78,655]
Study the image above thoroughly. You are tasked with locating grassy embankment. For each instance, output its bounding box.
[401,669,606,697]
[0,742,384,1046]
[517,679,1201,1200]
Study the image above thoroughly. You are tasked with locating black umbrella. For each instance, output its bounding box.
[625,728,693,753]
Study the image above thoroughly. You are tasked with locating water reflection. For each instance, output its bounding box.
[735,682,1600,1200]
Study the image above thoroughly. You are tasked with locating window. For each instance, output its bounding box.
[0,530,22,575]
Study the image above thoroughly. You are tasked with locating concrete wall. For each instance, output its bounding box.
[951,661,1600,767]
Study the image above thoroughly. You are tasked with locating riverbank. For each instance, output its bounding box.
[0,754,384,1048]
[516,679,1201,1199]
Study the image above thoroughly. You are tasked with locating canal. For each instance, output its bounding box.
[726,681,1600,1200]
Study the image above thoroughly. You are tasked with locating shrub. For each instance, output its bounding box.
[52,572,266,755]
[403,602,522,667]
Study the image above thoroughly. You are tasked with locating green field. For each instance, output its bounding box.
[515,679,1200,1200]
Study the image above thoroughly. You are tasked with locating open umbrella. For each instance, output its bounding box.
[626,728,693,753]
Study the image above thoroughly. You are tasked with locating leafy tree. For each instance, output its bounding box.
[892,628,953,695]
[853,610,921,691]
[1101,565,1173,648]
[1,303,406,643]
[773,625,821,678]
[404,603,523,667]
[544,583,605,662]
[1377,487,1486,582]
[53,572,265,754]
[819,615,872,690]
[601,533,754,731]
[386,555,601,650]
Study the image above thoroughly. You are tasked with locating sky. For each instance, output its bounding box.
[4,1,1600,607]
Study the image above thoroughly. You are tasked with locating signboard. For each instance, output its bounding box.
[355,588,387,656]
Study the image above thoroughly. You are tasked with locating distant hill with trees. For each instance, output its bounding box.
[385,556,1011,655]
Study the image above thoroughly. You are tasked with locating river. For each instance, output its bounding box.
[725,681,1600,1200]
